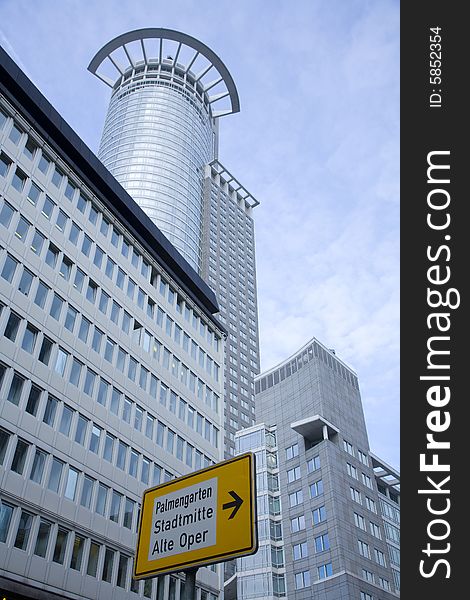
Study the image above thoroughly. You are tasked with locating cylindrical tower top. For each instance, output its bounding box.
[89,28,240,272]
[88,27,240,118]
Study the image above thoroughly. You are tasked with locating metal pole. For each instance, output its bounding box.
[182,567,198,600]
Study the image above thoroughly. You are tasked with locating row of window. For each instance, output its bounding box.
[361,568,391,592]
[286,454,321,483]
[0,364,216,475]
[0,496,216,599]
[343,440,370,466]
[292,532,330,560]
[353,512,384,540]
[255,341,359,394]
[0,109,220,351]
[0,427,141,531]
[0,201,221,386]
[350,486,378,513]
[347,462,373,488]
[357,539,387,567]
[294,562,333,589]
[290,506,327,533]
[288,478,323,507]
[0,300,220,451]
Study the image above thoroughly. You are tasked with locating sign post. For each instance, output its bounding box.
[134,452,257,580]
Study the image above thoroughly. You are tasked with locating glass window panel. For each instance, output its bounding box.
[34,519,52,557]
[53,527,69,564]
[87,541,100,577]
[70,534,85,571]
[11,439,29,474]
[14,510,33,550]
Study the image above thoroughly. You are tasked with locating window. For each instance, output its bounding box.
[70,534,85,571]
[14,510,33,550]
[103,433,115,462]
[7,373,25,405]
[317,562,333,580]
[4,311,21,341]
[0,500,14,543]
[11,160,28,190]
[102,547,115,583]
[87,541,101,577]
[294,571,310,590]
[51,167,63,188]
[347,463,358,479]
[123,498,135,530]
[286,443,299,460]
[343,440,354,456]
[360,593,373,600]
[91,327,103,352]
[37,152,51,174]
[365,497,377,513]
[55,348,69,376]
[11,439,29,474]
[38,337,53,365]
[26,385,42,416]
[42,196,56,220]
[0,154,12,179]
[78,316,91,343]
[18,268,34,295]
[287,466,301,482]
[110,491,122,523]
[370,522,382,539]
[358,540,371,559]
[117,441,128,470]
[293,542,308,560]
[354,512,367,531]
[350,487,362,503]
[312,505,326,525]
[47,457,64,492]
[73,267,85,292]
[1,254,18,283]
[30,449,47,483]
[314,533,330,553]
[64,466,79,500]
[96,484,108,516]
[375,548,386,566]
[34,519,52,557]
[309,479,323,498]
[117,554,129,588]
[49,293,64,320]
[59,405,73,436]
[86,279,97,303]
[74,415,88,445]
[80,475,95,509]
[53,527,69,564]
[43,395,58,427]
[291,515,305,533]
[64,306,78,332]
[289,490,303,507]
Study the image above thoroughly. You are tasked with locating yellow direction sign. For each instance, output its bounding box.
[134,452,257,579]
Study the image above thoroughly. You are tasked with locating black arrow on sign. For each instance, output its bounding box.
[222,490,243,519]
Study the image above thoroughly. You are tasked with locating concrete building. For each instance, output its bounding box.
[235,337,400,600]
[0,45,225,600]
[89,29,260,461]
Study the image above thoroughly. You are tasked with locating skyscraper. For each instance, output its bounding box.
[89,28,260,459]
[235,337,400,599]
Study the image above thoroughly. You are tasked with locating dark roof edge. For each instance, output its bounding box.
[0,45,226,334]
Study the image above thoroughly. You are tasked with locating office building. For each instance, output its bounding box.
[0,45,225,600]
[235,337,400,600]
[89,28,260,460]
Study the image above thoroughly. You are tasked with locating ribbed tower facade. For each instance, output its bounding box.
[89,28,240,274]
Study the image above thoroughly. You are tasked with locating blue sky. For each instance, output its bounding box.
[0,0,400,468]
